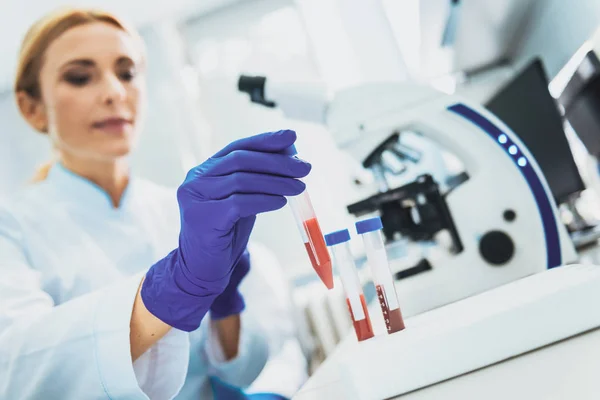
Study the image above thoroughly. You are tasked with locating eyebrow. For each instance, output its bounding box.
[115,56,136,67]
[59,56,139,71]
[60,59,95,70]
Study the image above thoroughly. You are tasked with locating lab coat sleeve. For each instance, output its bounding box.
[0,209,190,400]
[202,312,270,388]
[242,243,309,397]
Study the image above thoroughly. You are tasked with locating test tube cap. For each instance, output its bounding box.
[324,229,351,246]
[355,217,383,234]
[282,144,298,156]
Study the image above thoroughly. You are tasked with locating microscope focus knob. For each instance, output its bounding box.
[479,230,515,266]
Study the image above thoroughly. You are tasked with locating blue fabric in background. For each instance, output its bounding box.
[210,377,289,400]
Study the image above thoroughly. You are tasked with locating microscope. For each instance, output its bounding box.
[238,76,577,317]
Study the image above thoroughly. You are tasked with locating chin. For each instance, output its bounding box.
[112,146,133,158]
[101,143,133,159]
[105,135,137,156]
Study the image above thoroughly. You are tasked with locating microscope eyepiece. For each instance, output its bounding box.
[237,75,276,107]
[237,75,265,93]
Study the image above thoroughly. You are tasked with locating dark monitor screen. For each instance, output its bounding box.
[559,50,600,157]
[485,59,585,204]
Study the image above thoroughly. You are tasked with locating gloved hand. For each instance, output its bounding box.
[210,376,289,400]
[141,130,310,331]
[210,249,251,320]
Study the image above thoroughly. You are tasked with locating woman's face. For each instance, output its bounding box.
[35,22,146,161]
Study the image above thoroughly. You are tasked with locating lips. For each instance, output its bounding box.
[92,117,132,129]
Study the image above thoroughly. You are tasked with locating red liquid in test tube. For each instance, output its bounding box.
[325,229,374,342]
[285,140,334,290]
[376,285,405,333]
[346,294,375,341]
[302,218,333,289]
[356,217,406,335]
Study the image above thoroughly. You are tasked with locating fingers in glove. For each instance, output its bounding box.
[194,172,306,200]
[212,129,297,158]
[201,150,311,178]
[224,193,288,220]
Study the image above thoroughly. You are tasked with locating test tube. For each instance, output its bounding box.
[285,145,333,290]
[324,229,374,342]
[356,217,405,334]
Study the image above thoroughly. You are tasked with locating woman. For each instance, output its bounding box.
[0,7,310,399]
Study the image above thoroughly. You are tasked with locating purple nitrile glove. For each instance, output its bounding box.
[141,130,310,332]
[210,249,251,320]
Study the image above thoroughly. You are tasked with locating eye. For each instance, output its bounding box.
[119,68,136,82]
[63,73,90,86]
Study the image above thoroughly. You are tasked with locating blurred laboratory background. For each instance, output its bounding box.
[3,0,600,385]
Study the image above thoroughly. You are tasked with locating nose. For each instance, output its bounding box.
[101,73,127,106]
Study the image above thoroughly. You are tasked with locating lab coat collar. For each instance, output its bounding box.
[46,162,137,214]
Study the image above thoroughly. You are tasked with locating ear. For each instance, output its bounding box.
[16,91,48,133]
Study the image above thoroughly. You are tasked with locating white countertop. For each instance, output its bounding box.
[294,255,600,400]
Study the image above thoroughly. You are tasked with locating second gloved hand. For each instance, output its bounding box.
[141,130,309,331]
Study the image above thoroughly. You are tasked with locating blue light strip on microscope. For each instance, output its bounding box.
[447,103,561,269]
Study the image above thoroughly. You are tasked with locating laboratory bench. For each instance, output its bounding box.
[293,245,600,400]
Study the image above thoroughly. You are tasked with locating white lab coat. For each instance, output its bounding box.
[0,163,306,399]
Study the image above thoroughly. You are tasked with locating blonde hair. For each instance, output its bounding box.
[14,8,143,182]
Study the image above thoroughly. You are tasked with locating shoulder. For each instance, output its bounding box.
[0,181,55,223]
[0,184,49,242]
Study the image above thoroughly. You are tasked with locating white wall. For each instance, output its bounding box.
[383,0,536,80]
[0,0,242,92]
[133,23,214,187]
[512,0,600,79]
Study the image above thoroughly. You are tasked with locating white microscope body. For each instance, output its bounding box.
[239,77,578,317]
